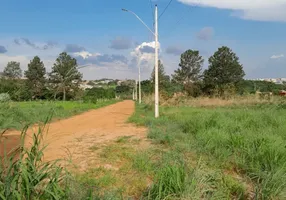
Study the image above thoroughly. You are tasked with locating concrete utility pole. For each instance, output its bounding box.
[132,88,135,100]
[122,6,160,117]
[135,80,138,101]
[138,59,142,104]
[154,5,159,118]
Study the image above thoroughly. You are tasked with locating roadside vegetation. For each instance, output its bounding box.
[2,98,285,199]
[128,101,286,199]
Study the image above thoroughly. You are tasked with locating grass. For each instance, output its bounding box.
[143,93,284,108]
[144,162,186,200]
[0,123,66,199]
[0,122,115,200]
[0,99,118,130]
[3,97,286,199]
[128,102,286,199]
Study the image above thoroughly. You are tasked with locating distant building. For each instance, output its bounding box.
[79,84,93,90]
[249,78,286,85]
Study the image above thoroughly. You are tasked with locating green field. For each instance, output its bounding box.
[128,103,286,199]
[2,100,286,199]
[0,100,118,130]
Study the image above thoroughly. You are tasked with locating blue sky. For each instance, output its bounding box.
[0,0,286,80]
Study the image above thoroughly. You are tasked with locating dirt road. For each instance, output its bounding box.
[1,100,146,169]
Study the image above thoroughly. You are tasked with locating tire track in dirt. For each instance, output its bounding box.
[3,100,147,170]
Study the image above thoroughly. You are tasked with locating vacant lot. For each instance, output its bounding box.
[127,103,286,199]
[2,100,286,199]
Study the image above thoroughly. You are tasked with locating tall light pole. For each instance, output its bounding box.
[137,54,142,104]
[122,6,159,118]
[138,63,142,104]
[154,5,159,118]
[135,80,138,101]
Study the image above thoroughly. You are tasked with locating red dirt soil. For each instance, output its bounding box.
[0,100,146,169]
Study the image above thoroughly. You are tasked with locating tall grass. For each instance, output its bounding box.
[130,103,286,199]
[0,122,118,199]
[0,121,67,199]
[143,93,284,108]
[144,163,186,200]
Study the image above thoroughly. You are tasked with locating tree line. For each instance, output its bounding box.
[0,52,83,101]
[1,46,284,102]
[142,46,285,98]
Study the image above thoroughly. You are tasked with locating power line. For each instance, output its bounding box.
[158,0,174,20]
[161,5,198,38]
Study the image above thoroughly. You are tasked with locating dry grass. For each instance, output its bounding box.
[143,93,282,107]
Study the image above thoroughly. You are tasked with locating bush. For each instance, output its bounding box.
[0,93,11,103]
[84,88,115,102]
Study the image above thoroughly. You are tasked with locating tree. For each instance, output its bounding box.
[203,46,245,95]
[24,56,46,99]
[151,60,170,90]
[3,61,22,79]
[49,52,82,101]
[121,79,135,88]
[172,50,204,96]
[172,50,204,84]
[0,78,31,101]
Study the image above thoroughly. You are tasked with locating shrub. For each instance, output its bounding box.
[84,88,115,102]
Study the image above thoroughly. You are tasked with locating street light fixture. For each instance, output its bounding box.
[122,6,159,118]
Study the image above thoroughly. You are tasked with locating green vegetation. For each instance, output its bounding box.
[2,100,286,199]
[128,103,286,199]
[3,61,22,79]
[203,46,245,96]
[172,50,203,84]
[49,52,82,101]
[0,124,114,200]
[25,56,47,99]
[84,88,115,103]
[151,60,171,90]
[0,126,67,200]
[141,46,286,99]
[0,100,117,130]
[239,80,286,95]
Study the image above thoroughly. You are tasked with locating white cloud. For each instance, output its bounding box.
[130,41,161,70]
[270,54,284,59]
[73,51,99,59]
[178,0,286,22]
[0,38,156,80]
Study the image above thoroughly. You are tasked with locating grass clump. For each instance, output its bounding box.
[144,163,186,200]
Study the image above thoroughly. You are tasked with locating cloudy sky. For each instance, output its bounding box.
[0,0,286,80]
